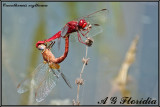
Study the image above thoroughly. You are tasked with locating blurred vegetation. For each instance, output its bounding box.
[111,2,126,36]
[20,2,47,105]
[108,35,139,105]
[66,2,78,19]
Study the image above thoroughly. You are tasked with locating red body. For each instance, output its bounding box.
[36,31,62,48]
[36,19,87,48]
[42,36,69,64]
[66,21,79,33]
[36,9,107,47]
[35,9,107,48]
[65,19,87,34]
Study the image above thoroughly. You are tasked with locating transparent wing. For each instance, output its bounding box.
[80,9,107,39]
[79,8,108,25]
[57,37,61,51]
[61,25,69,37]
[35,68,60,102]
[17,63,47,94]
[81,24,103,39]
[69,24,103,43]
[33,63,49,87]
[69,9,107,43]
[17,75,31,94]
[68,32,78,43]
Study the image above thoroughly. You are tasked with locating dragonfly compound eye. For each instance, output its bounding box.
[78,19,87,28]
[37,44,46,50]
[82,22,87,28]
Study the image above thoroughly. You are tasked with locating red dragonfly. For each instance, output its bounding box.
[36,8,107,48]
[17,36,71,102]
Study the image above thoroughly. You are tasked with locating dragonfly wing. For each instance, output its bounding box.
[61,25,69,37]
[57,37,61,51]
[17,76,31,94]
[33,63,49,86]
[17,63,48,94]
[70,24,102,43]
[68,32,79,43]
[35,68,59,102]
[83,9,108,24]
[79,9,107,40]
[70,9,107,44]
[85,24,103,38]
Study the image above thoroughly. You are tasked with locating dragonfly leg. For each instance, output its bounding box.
[77,35,82,43]
[81,26,92,38]
[47,41,55,50]
[84,30,91,36]
[51,69,59,78]
[77,31,86,45]
[80,30,90,38]
[80,30,88,38]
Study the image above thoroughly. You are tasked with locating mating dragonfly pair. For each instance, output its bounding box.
[17,8,108,102]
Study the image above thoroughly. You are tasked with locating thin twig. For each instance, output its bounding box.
[74,46,89,105]
[76,84,80,103]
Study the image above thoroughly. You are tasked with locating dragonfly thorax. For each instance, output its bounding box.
[67,21,78,33]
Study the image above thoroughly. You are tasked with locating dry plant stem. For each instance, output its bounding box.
[76,46,88,104]
[76,85,80,103]
[106,35,139,105]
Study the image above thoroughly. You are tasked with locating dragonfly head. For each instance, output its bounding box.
[78,19,87,29]
[36,41,45,48]
[37,44,46,51]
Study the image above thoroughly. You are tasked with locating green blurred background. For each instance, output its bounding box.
[2,2,158,105]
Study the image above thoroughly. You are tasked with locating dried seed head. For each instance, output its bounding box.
[85,37,94,47]
[82,57,90,65]
[76,101,80,105]
[75,78,84,85]
[72,99,76,105]
[72,100,80,105]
